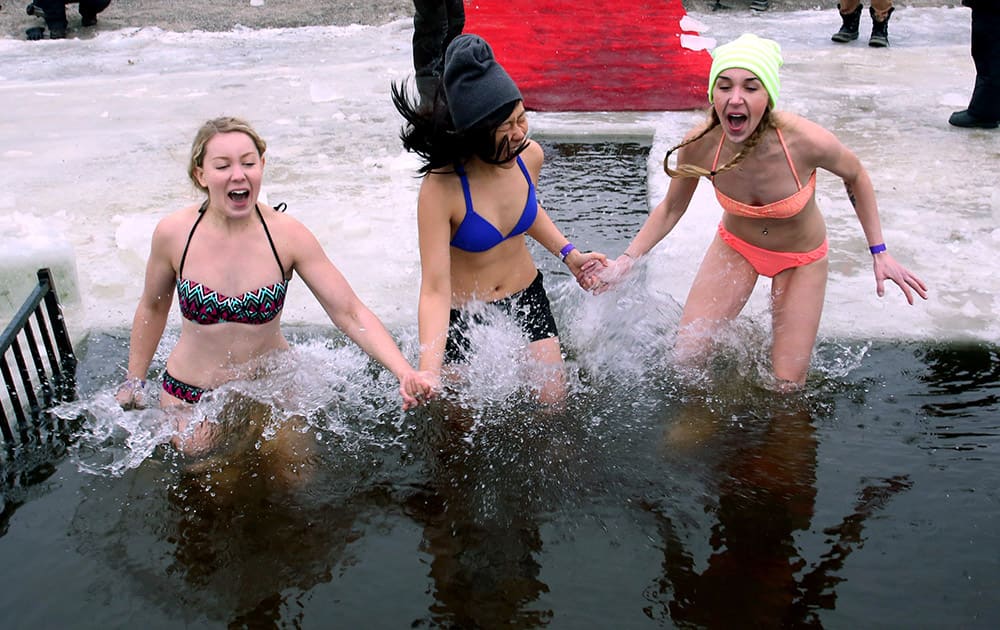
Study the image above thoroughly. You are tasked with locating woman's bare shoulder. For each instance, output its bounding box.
[774,111,830,139]
[774,111,844,158]
[523,138,544,161]
[147,203,200,259]
[515,140,544,180]
[257,204,317,251]
[420,166,462,200]
[153,203,201,236]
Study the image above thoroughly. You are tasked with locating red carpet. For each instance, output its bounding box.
[463,0,712,111]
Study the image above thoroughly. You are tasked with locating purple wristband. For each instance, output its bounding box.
[869,243,887,255]
[559,242,576,261]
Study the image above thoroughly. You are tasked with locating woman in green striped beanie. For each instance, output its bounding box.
[589,33,927,390]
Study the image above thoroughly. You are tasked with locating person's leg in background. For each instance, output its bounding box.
[412,0,465,108]
[832,1,894,47]
[444,0,465,47]
[412,1,448,106]
[867,0,894,48]
[27,1,111,39]
[28,0,69,38]
[831,1,863,43]
[79,0,112,27]
[965,6,1000,125]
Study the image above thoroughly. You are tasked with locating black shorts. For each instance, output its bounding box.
[444,270,559,364]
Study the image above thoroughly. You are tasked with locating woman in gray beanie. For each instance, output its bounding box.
[392,33,605,405]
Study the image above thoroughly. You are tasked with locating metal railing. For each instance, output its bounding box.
[1,268,77,447]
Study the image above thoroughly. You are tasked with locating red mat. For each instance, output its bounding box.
[463,0,711,112]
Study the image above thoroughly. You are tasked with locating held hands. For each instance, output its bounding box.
[399,369,439,411]
[564,249,608,291]
[872,252,928,304]
[589,254,636,295]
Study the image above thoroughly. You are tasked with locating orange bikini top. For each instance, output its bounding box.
[711,128,816,220]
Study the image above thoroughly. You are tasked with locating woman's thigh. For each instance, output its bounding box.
[675,235,759,362]
[769,257,829,385]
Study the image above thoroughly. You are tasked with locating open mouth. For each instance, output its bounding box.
[228,189,250,202]
[726,113,748,134]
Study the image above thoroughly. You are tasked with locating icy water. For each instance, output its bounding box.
[2,139,998,629]
[2,6,1000,629]
[4,336,1000,628]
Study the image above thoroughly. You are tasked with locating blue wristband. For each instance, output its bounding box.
[559,242,576,261]
[869,243,887,255]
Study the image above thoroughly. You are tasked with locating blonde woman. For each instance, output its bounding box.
[592,34,926,388]
[117,117,435,447]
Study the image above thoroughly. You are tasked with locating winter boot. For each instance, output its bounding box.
[81,0,111,27]
[27,2,67,39]
[868,6,893,48]
[831,4,862,43]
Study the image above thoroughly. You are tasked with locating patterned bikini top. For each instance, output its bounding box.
[176,202,289,325]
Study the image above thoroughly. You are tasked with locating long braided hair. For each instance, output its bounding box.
[663,107,777,180]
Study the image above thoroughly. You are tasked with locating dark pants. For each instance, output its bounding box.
[412,0,465,104]
[968,7,1000,120]
[33,0,111,30]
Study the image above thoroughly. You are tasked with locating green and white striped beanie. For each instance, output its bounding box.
[708,34,783,108]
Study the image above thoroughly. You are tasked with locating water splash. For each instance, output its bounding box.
[51,283,885,480]
[54,337,413,477]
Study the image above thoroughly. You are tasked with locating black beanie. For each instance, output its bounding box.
[443,34,523,132]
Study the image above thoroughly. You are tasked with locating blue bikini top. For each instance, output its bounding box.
[449,155,538,253]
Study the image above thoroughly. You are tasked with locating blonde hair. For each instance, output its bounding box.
[187,116,267,192]
[663,107,776,179]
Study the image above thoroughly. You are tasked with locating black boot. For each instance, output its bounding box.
[80,0,111,27]
[949,109,999,129]
[28,1,67,39]
[831,4,862,43]
[25,2,45,18]
[868,6,893,48]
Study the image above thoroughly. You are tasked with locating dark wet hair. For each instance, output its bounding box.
[391,80,527,175]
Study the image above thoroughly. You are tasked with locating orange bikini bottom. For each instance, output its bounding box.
[717,222,828,278]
